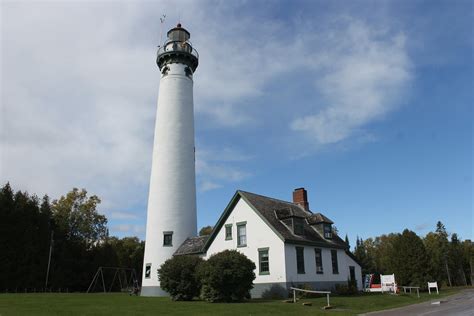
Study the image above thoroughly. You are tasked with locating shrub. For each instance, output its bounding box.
[158,255,204,301]
[334,279,359,295]
[198,250,256,302]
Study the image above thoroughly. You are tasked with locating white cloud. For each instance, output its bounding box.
[414,222,431,232]
[200,103,254,127]
[0,2,413,236]
[291,19,412,145]
[199,180,222,193]
[195,146,252,192]
[1,2,155,212]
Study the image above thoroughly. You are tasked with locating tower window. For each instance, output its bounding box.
[163,231,173,247]
[184,66,192,77]
[296,246,305,274]
[315,248,323,274]
[237,222,247,247]
[258,248,270,275]
[225,224,232,240]
[145,263,151,279]
[331,249,339,274]
[161,66,170,76]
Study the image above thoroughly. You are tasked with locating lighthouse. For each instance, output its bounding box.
[141,24,199,296]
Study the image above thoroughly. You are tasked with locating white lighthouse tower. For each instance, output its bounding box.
[141,23,199,296]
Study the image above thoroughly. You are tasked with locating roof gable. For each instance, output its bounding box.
[175,190,348,256]
[201,191,286,252]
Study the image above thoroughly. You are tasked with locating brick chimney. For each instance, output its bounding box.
[293,187,309,211]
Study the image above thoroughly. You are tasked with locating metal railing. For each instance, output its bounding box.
[290,287,331,307]
[157,40,199,59]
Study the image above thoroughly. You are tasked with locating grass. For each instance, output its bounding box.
[0,287,467,316]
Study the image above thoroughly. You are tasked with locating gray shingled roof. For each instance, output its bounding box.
[174,190,348,256]
[238,191,346,248]
[174,236,208,256]
[306,213,334,225]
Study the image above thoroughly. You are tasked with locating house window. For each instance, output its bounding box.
[315,248,323,274]
[237,222,247,247]
[296,246,305,274]
[163,231,173,246]
[324,224,332,239]
[225,224,232,240]
[258,248,270,275]
[293,218,304,235]
[331,249,339,274]
[349,266,356,282]
[145,263,151,279]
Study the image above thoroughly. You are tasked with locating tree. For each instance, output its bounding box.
[461,240,474,285]
[345,234,350,250]
[48,188,110,290]
[448,234,467,285]
[198,250,256,302]
[424,232,446,285]
[107,237,144,277]
[0,183,50,289]
[373,234,398,275]
[199,226,213,236]
[0,183,148,292]
[51,188,108,248]
[158,255,204,300]
[434,221,451,286]
[354,237,369,275]
[389,230,431,288]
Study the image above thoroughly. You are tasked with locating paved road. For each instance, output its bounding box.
[361,289,474,316]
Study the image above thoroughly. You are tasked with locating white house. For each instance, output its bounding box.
[174,188,362,298]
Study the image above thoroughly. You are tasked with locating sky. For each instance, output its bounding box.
[1,0,472,246]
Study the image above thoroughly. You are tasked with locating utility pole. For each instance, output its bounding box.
[45,231,54,288]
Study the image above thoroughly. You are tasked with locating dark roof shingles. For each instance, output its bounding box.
[239,190,346,249]
[174,235,208,256]
[306,213,334,225]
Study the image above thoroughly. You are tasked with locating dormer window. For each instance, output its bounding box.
[293,217,305,235]
[323,224,332,239]
[306,212,335,239]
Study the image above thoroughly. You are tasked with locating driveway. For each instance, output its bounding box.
[361,289,474,316]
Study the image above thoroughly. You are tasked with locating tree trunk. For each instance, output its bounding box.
[445,258,452,287]
[470,257,474,286]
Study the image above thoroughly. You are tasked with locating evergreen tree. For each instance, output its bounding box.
[449,234,467,285]
[461,240,474,285]
[0,182,147,292]
[354,237,371,275]
[390,230,431,288]
[435,221,451,286]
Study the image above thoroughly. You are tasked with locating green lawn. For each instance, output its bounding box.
[0,288,465,316]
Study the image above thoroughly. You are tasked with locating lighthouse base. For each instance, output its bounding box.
[140,286,168,297]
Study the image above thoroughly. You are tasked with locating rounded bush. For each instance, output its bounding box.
[198,250,256,302]
[158,255,204,301]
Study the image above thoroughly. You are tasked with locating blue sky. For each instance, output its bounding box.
[1,0,472,245]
